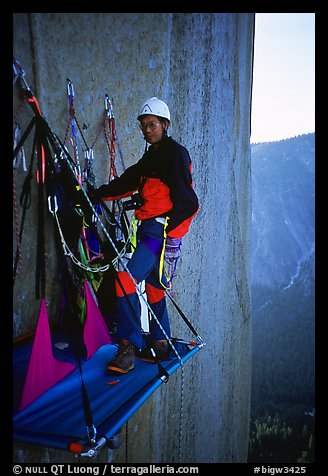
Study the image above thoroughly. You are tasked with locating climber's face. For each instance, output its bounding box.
[139,115,168,145]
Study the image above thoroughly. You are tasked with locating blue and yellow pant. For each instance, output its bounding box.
[114,218,170,350]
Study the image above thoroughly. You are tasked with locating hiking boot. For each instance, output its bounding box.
[107,339,136,374]
[137,339,169,363]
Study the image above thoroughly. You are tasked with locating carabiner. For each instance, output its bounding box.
[67,78,75,97]
[87,424,97,444]
[84,148,94,161]
[13,57,31,91]
[104,94,114,119]
[48,195,58,214]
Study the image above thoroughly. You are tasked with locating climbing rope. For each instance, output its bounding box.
[48,195,135,273]
[13,172,22,278]
[13,122,27,279]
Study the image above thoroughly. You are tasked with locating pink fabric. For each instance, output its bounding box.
[83,281,113,360]
[19,299,76,412]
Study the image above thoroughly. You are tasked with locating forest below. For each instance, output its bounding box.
[248,134,315,463]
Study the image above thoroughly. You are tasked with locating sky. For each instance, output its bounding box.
[250,13,315,144]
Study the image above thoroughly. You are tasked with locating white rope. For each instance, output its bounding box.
[52,208,134,273]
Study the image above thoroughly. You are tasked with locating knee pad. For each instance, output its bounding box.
[145,283,165,304]
[115,271,137,297]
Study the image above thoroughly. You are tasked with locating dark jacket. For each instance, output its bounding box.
[95,135,199,238]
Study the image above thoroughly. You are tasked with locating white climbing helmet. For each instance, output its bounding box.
[137,97,170,122]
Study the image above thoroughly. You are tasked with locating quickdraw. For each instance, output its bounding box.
[104,94,117,181]
[66,79,83,184]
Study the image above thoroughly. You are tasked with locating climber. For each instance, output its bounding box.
[88,97,199,374]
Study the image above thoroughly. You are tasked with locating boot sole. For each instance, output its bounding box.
[136,355,168,363]
[136,356,157,363]
[107,363,134,374]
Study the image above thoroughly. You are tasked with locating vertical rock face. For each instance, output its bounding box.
[13,13,254,463]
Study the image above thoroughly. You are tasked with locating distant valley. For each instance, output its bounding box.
[249,133,315,463]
